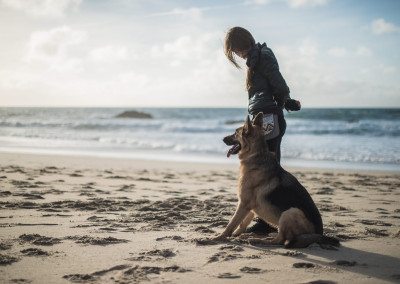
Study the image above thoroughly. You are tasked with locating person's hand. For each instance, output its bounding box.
[285,99,301,111]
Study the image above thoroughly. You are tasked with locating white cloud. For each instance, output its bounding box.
[0,0,82,17]
[149,7,203,21]
[356,46,372,57]
[151,36,192,61]
[1,1,398,108]
[328,47,347,57]
[285,0,328,8]
[53,58,84,73]
[360,68,370,74]
[117,72,150,86]
[26,26,86,73]
[371,18,400,35]
[273,40,399,107]
[122,31,247,107]
[26,26,85,61]
[245,0,328,7]
[92,71,152,105]
[89,45,129,64]
[380,64,396,73]
[298,38,318,57]
[0,70,41,90]
[150,32,220,67]
[244,0,272,4]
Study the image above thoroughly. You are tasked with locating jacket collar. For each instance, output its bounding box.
[246,42,267,68]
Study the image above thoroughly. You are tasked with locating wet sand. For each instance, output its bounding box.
[0,152,399,283]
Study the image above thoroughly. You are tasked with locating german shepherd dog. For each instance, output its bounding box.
[213,112,338,248]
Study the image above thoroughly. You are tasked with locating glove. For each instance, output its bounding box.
[285,99,301,111]
[274,93,289,109]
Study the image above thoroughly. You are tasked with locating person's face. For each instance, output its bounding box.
[234,49,249,60]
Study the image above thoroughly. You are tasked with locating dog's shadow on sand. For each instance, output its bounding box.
[237,241,400,283]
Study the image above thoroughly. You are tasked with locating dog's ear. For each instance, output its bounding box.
[253,112,264,128]
[243,115,253,135]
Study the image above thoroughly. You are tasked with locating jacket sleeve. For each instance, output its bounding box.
[257,49,290,107]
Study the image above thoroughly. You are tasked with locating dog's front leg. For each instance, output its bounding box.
[233,211,254,236]
[212,203,250,241]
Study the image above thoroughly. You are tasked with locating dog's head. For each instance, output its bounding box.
[224,112,265,158]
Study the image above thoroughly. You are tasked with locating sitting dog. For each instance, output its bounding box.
[213,112,338,248]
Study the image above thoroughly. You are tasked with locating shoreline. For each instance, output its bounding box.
[0,150,399,174]
[1,151,399,283]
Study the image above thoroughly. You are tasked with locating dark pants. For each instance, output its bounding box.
[266,114,286,163]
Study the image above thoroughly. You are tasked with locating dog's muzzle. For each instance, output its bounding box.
[223,136,241,158]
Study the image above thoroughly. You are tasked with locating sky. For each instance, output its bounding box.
[0,0,399,108]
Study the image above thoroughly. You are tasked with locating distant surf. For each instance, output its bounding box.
[0,107,399,171]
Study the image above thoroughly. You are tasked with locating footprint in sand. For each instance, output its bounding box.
[207,252,241,263]
[155,235,184,242]
[143,248,176,258]
[318,204,348,212]
[240,266,263,273]
[65,235,129,246]
[217,272,241,279]
[219,244,244,252]
[293,262,316,268]
[127,248,176,261]
[302,281,337,284]
[63,264,190,283]
[63,274,97,282]
[365,228,389,237]
[356,219,392,227]
[21,248,50,256]
[19,234,62,246]
[0,241,12,250]
[315,187,334,195]
[0,253,19,265]
[283,250,304,257]
[333,260,357,266]
[194,226,216,234]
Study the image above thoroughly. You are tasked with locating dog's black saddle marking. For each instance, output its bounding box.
[265,169,323,235]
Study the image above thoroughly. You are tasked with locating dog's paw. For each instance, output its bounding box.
[211,235,230,242]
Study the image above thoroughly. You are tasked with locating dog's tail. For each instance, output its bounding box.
[285,234,340,249]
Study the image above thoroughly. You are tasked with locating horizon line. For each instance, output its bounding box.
[1,106,399,109]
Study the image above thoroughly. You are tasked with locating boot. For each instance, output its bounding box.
[245,218,277,234]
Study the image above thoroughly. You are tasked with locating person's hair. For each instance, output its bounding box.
[224,27,255,90]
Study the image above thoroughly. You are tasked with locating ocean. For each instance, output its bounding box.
[0,107,399,172]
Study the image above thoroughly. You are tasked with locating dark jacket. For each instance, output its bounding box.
[246,43,290,116]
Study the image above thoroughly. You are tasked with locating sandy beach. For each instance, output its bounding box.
[0,152,399,284]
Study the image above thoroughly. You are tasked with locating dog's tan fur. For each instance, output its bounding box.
[213,113,322,247]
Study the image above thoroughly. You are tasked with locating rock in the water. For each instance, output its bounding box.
[115,110,152,119]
